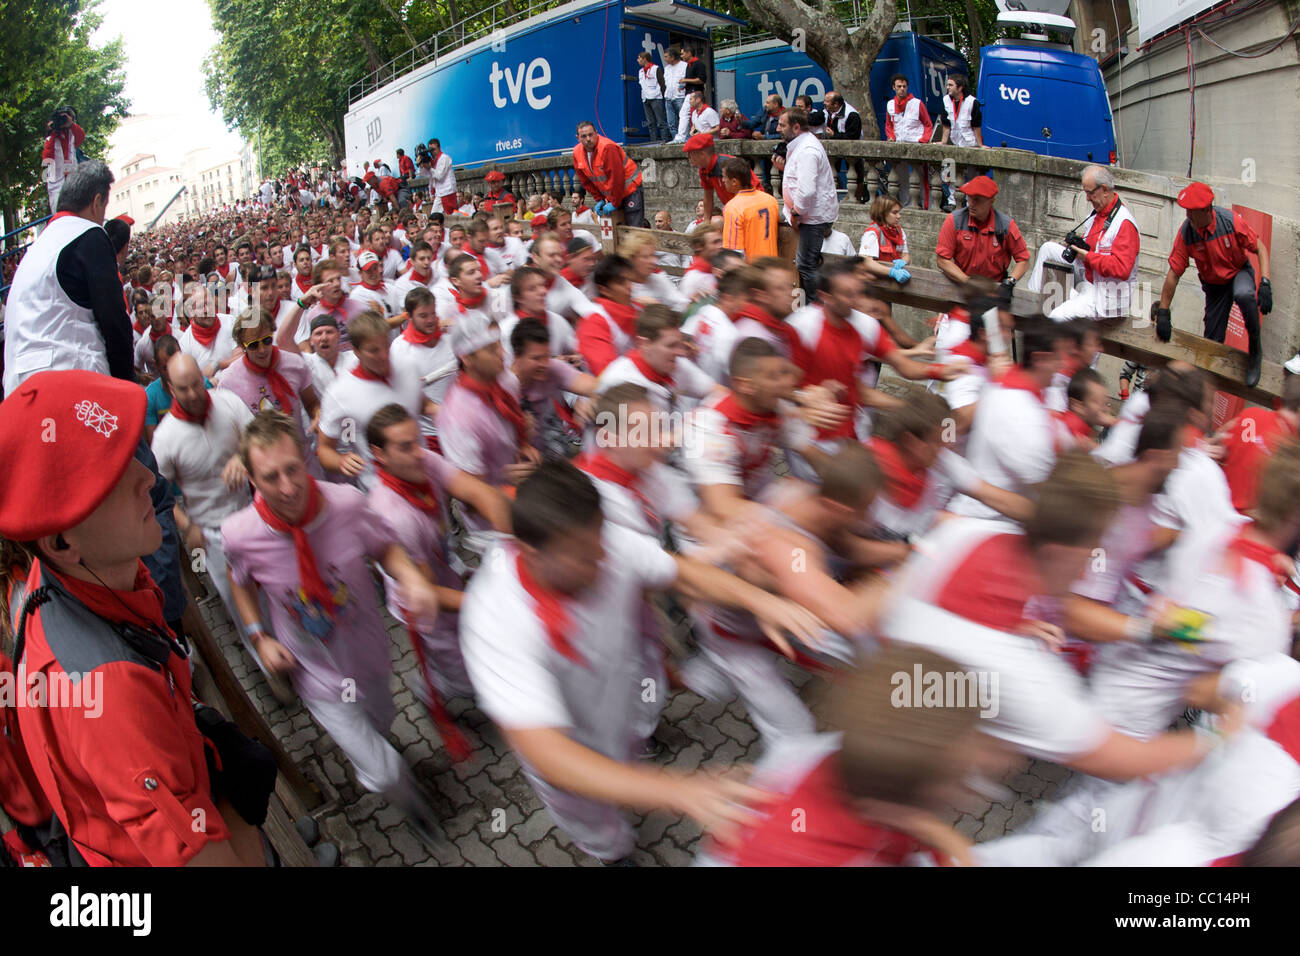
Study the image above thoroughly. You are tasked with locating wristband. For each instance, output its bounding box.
[925,364,947,381]
[241,622,269,643]
[1125,615,1154,644]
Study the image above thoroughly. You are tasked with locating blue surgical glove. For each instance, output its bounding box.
[889,259,911,283]
[599,201,615,216]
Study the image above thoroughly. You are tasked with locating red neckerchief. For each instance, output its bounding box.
[377,465,440,517]
[243,347,297,412]
[576,450,661,533]
[947,340,985,366]
[359,278,386,292]
[734,303,799,360]
[893,94,913,114]
[880,222,906,249]
[1225,525,1291,587]
[451,286,486,313]
[52,560,172,636]
[560,266,584,287]
[351,364,390,386]
[467,248,491,279]
[294,273,313,295]
[1055,408,1094,441]
[715,391,780,429]
[950,90,963,115]
[627,349,674,387]
[216,263,231,280]
[408,269,431,285]
[188,317,222,348]
[515,307,546,324]
[999,366,1046,404]
[401,321,441,347]
[168,390,212,425]
[869,437,928,510]
[724,754,937,867]
[457,372,527,446]
[148,322,173,342]
[687,256,712,274]
[1086,194,1120,250]
[252,480,339,620]
[576,204,591,216]
[596,296,639,338]
[515,551,584,666]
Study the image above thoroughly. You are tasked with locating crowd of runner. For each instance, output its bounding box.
[0,112,1295,869]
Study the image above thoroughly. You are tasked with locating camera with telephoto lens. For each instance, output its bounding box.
[1061,231,1090,263]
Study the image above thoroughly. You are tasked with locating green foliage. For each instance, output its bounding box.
[0,0,128,226]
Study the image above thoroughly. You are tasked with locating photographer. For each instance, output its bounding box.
[41,106,84,215]
[1025,164,1140,323]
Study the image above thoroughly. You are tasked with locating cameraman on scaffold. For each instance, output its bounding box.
[1025,164,1140,324]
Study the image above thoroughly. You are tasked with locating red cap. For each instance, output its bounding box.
[0,371,147,539]
[682,133,715,153]
[958,175,999,198]
[1177,181,1214,210]
[114,214,135,226]
[484,170,506,183]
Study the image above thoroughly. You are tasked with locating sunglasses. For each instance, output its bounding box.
[245,335,275,350]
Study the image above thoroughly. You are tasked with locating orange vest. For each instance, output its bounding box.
[572,136,642,205]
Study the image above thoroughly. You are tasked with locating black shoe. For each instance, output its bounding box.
[404,803,448,854]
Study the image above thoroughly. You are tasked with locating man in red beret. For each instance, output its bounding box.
[684,133,761,221]
[1156,181,1271,388]
[481,170,515,215]
[0,370,262,865]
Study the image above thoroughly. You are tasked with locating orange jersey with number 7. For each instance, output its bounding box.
[723,188,780,261]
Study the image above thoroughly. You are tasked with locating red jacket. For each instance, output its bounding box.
[572,136,642,205]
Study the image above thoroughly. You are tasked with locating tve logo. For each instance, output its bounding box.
[489,58,552,109]
[756,72,826,106]
[999,83,1031,105]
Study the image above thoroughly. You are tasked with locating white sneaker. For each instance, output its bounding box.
[1286,353,1300,375]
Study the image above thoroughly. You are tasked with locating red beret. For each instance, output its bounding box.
[958,175,999,198]
[114,214,135,226]
[1177,181,1214,210]
[484,170,506,183]
[0,371,146,539]
[682,133,715,153]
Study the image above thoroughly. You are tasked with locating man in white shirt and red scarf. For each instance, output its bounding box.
[459,458,826,863]
[1026,165,1141,323]
[883,74,935,209]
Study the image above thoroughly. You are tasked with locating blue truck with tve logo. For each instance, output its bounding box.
[343,0,743,172]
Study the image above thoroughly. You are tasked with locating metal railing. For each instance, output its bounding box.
[348,0,572,104]
[711,0,957,50]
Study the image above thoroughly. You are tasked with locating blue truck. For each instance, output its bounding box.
[343,0,742,172]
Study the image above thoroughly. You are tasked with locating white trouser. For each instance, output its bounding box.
[200,527,281,681]
[675,100,691,141]
[686,610,815,746]
[634,601,668,745]
[301,676,409,795]
[46,180,62,216]
[407,610,474,700]
[1028,241,1118,322]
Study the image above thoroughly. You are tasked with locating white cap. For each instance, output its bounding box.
[449,311,500,358]
[357,250,380,269]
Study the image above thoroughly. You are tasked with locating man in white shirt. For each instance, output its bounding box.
[663,47,688,143]
[151,354,253,630]
[778,107,840,293]
[459,458,825,862]
[597,303,719,416]
[428,139,458,215]
[177,283,239,382]
[686,92,720,139]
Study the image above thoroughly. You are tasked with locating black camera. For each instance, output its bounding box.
[1061,231,1090,263]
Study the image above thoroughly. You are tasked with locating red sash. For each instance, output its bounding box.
[515,552,584,666]
[243,347,297,413]
[189,317,222,348]
[457,372,527,446]
[377,466,440,518]
[252,479,339,620]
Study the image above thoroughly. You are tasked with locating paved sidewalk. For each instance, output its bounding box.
[198,584,1074,866]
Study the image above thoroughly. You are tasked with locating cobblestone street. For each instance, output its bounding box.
[198,580,1075,866]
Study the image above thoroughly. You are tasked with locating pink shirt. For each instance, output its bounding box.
[220,483,397,703]
[439,375,522,532]
[367,450,464,625]
[217,350,314,426]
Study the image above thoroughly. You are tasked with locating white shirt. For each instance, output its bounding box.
[690,106,720,135]
[177,316,239,381]
[348,283,393,318]
[317,362,425,489]
[782,131,840,226]
[304,349,359,401]
[662,61,687,100]
[151,389,253,530]
[461,528,678,745]
[949,376,1056,521]
[821,229,856,257]
[390,332,458,417]
[545,274,596,321]
[381,248,405,280]
[597,353,716,414]
[681,304,737,384]
[498,310,577,365]
[430,153,456,198]
[631,271,688,312]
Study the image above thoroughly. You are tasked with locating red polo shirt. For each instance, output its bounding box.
[699,154,761,205]
[1168,208,1258,285]
[935,210,1029,280]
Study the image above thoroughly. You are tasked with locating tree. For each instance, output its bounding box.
[0,0,127,242]
[738,0,898,138]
